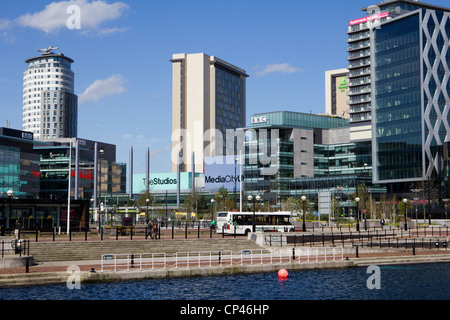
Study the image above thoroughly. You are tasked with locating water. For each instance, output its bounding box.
[1,262,449,301]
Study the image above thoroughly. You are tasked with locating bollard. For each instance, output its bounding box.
[36,228,38,242]
[218,251,222,265]
[85,229,88,241]
[53,227,55,242]
[172,220,175,239]
[117,227,119,240]
[69,229,72,241]
[131,254,134,268]
[356,245,359,258]
[198,221,200,239]
[25,257,29,273]
[292,248,296,261]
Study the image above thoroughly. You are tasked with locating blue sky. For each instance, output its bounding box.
[1,0,448,175]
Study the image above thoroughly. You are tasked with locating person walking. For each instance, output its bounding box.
[147,220,153,239]
[153,221,158,240]
[14,220,21,240]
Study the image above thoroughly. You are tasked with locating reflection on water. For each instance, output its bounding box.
[0,262,449,300]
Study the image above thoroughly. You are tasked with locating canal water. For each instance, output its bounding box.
[1,262,449,301]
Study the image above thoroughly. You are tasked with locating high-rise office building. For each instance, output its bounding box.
[368,1,450,189]
[171,53,248,173]
[325,68,350,119]
[22,46,77,140]
[347,6,393,142]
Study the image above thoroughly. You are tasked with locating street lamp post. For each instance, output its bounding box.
[234,157,239,210]
[146,198,150,220]
[247,195,261,232]
[301,195,307,232]
[403,198,408,231]
[210,199,215,221]
[355,197,360,232]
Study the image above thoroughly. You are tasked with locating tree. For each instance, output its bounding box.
[282,197,301,216]
[214,187,234,211]
[137,191,155,208]
[352,183,372,219]
[398,199,412,222]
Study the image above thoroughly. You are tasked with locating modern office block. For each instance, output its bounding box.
[243,111,376,207]
[0,127,40,199]
[35,138,126,201]
[370,1,450,186]
[22,47,77,140]
[171,53,248,173]
[347,6,393,142]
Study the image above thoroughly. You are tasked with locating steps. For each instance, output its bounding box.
[28,238,264,263]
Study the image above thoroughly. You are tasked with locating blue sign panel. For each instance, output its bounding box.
[204,155,244,191]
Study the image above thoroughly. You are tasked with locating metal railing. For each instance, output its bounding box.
[1,239,30,258]
[100,247,344,272]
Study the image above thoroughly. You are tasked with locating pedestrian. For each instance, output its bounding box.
[153,221,158,239]
[14,220,21,240]
[147,220,153,239]
[380,218,385,230]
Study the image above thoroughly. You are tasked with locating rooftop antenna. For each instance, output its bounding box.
[37,46,59,55]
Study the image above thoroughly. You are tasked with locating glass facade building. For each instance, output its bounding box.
[372,2,450,186]
[0,128,40,199]
[243,111,381,208]
[35,138,127,202]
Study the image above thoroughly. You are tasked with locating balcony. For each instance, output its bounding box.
[347,96,371,105]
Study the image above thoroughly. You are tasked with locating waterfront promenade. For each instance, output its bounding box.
[0,224,449,288]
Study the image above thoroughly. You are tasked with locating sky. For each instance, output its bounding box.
[1,0,449,175]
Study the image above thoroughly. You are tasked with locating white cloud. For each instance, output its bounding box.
[254,63,302,76]
[79,74,126,104]
[150,145,171,158]
[0,19,11,30]
[16,0,129,34]
[97,26,131,37]
[0,19,15,43]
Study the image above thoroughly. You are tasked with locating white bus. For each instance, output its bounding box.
[215,212,230,233]
[217,211,294,235]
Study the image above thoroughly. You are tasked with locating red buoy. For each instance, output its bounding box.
[278,269,288,279]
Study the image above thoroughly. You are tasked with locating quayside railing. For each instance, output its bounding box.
[100,247,344,272]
